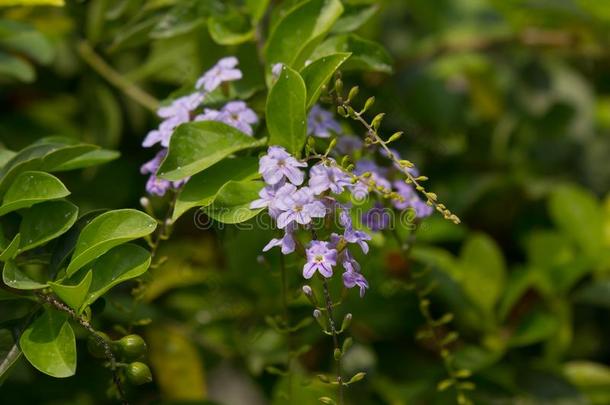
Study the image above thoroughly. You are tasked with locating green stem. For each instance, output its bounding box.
[37,293,128,405]
[77,41,159,113]
[321,278,344,405]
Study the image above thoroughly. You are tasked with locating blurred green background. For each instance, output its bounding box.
[1,0,609,404]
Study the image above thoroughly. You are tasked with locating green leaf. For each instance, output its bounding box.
[266,66,307,154]
[246,0,270,23]
[48,271,92,311]
[458,233,506,317]
[49,149,119,172]
[2,260,48,290]
[40,144,98,172]
[301,52,351,108]
[48,210,106,278]
[0,328,21,385]
[158,120,265,181]
[330,3,379,34]
[202,180,264,224]
[265,0,344,70]
[208,12,254,46]
[19,200,79,253]
[0,20,54,64]
[0,171,69,216]
[549,184,604,258]
[0,234,20,262]
[564,361,610,388]
[19,309,76,378]
[313,34,393,73]
[173,157,259,221]
[0,149,16,169]
[509,309,559,347]
[66,209,156,277]
[78,243,151,310]
[0,51,34,82]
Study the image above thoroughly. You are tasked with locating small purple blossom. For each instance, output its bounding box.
[343,269,369,297]
[250,181,292,218]
[308,160,352,195]
[259,146,307,185]
[344,226,371,254]
[196,56,242,93]
[336,135,363,155]
[362,202,391,231]
[219,101,258,135]
[275,186,326,228]
[307,105,342,138]
[303,240,337,279]
[194,108,222,122]
[263,223,296,254]
[141,150,186,196]
[143,93,204,148]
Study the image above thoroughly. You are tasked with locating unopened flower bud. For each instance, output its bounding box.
[313,309,322,319]
[302,285,313,296]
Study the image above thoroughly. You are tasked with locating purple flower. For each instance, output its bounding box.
[157,92,204,119]
[343,269,369,297]
[308,105,342,138]
[219,101,258,135]
[259,146,307,185]
[194,108,222,122]
[250,181,291,218]
[196,56,242,93]
[303,240,337,279]
[336,135,363,155]
[275,186,326,228]
[308,160,352,195]
[143,93,204,148]
[263,223,296,254]
[354,160,392,191]
[344,226,371,254]
[362,203,391,231]
[393,181,433,218]
[141,150,187,196]
[349,180,370,202]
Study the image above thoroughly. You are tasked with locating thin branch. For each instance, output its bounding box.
[321,278,344,405]
[77,41,159,113]
[36,293,129,405]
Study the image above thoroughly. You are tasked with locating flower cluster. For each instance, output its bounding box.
[141,57,258,196]
[251,145,372,297]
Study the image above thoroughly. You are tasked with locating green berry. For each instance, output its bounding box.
[118,334,147,360]
[126,362,153,385]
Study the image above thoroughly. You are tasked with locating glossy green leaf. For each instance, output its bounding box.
[173,157,259,221]
[266,66,307,154]
[458,233,506,316]
[158,121,266,181]
[203,180,264,224]
[313,34,393,73]
[265,0,344,70]
[66,209,156,277]
[331,3,379,34]
[0,234,20,262]
[40,144,97,171]
[2,260,48,290]
[300,52,351,108]
[208,12,254,46]
[48,271,92,311]
[0,149,16,169]
[0,171,69,216]
[19,200,79,253]
[19,309,76,378]
[549,184,604,257]
[78,243,151,310]
[48,210,106,278]
[49,149,119,172]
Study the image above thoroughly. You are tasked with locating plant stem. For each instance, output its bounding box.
[279,254,293,400]
[77,41,159,113]
[36,293,129,405]
[321,278,344,405]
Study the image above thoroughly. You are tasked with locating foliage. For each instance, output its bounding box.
[1,0,610,404]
